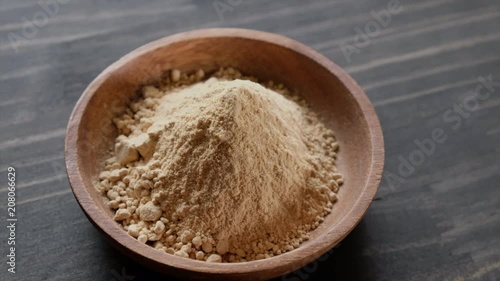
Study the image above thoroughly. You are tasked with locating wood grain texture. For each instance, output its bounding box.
[0,0,499,280]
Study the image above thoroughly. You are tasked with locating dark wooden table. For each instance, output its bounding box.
[1,0,499,280]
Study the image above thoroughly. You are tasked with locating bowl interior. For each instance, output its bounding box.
[69,29,382,280]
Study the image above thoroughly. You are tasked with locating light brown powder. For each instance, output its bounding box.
[98,68,343,263]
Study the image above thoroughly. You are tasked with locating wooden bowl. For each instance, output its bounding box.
[65,28,384,281]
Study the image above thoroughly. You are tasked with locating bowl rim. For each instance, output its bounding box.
[65,28,384,278]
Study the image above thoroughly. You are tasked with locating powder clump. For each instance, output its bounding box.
[98,68,344,262]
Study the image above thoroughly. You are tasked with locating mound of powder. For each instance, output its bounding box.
[97,68,344,263]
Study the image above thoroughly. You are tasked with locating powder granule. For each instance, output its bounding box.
[98,68,344,262]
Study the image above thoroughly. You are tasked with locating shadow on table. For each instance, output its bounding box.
[95,220,374,281]
[96,237,179,281]
[273,220,375,281]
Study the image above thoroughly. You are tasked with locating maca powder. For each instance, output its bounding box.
[97,68,344,263]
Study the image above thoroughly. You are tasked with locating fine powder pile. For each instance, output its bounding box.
[97,68,344,263]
